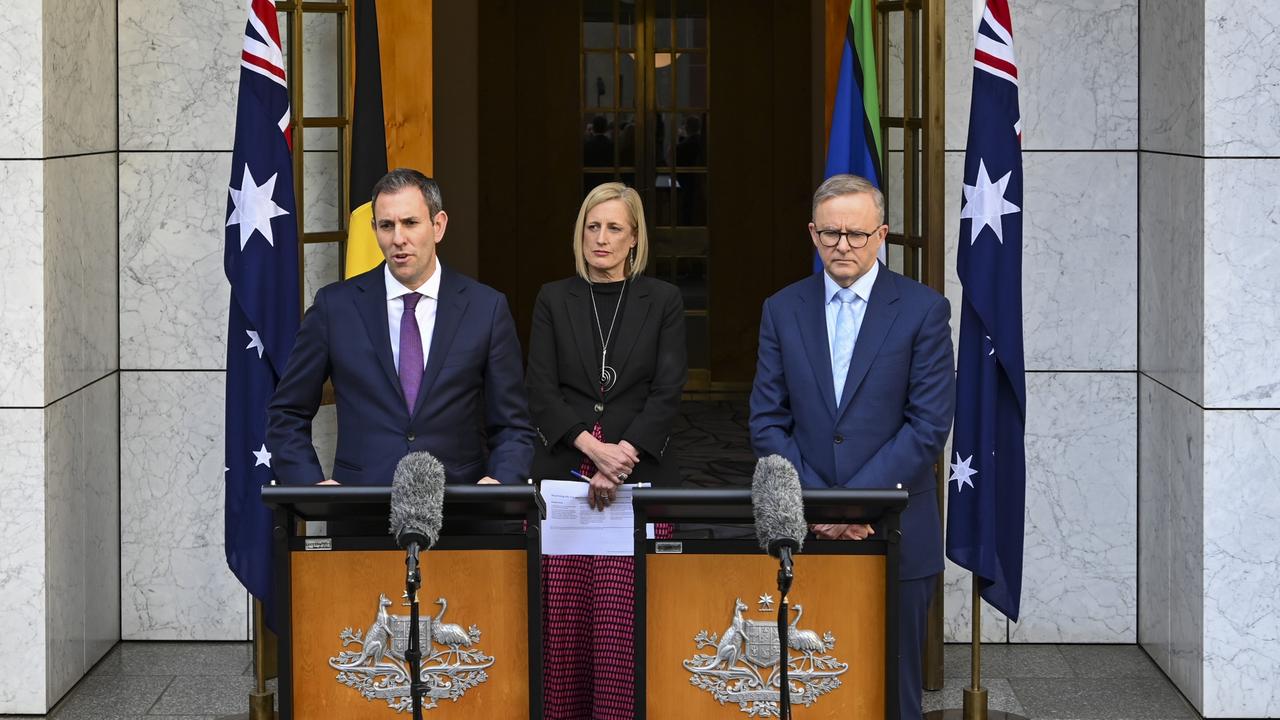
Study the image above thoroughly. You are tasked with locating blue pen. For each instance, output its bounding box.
[569,469,592,482]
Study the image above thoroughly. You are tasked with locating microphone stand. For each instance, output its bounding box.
[775,544,795,720]
[403,541,425,720]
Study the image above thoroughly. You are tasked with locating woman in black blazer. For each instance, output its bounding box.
[528,182,686,719]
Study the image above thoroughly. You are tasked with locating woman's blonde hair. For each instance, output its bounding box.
[572,182,649,281]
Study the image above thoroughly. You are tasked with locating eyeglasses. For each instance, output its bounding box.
[814,226,882,248]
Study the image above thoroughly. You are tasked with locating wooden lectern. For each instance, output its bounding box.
[262,485,544,719]
[632,488,908,720]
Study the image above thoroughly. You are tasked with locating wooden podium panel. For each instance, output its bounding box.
[645,553,885,718]
[290,549,529,719]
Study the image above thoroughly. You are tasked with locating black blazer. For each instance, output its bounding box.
[526,275,687,486]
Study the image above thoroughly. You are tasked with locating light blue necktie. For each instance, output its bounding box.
[832,288,859,404]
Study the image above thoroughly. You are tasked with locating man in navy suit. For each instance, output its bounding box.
[267,168,534,486]
[749,174,954,719]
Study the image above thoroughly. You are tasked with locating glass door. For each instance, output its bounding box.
[581,0,713,388]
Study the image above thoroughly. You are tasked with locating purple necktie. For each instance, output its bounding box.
[399,293,424,413]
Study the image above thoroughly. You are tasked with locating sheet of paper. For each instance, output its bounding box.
[539,479,653,556]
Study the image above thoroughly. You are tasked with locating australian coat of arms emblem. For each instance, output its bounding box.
[682,595,848,717]
[328,593,495,712]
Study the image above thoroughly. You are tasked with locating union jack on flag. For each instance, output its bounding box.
[223,0,299,629]
[945,0,1027,622]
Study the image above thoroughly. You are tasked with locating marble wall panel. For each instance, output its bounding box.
[1204,0,1280,156]
[944,0,974,152]
[0,0,44,158]
[946,152,1137,371]
[42,375,122,705]
[119,152,231,370]
[1137,375,1204,711]
[303,148,341,233]
[1202,159,1280,408]
[1138,152,1203,403]
[121,370,248,640]
[1010,372,1137,642]
[43,0,115,155]
[0,409,46,714]
[118,0,243,151]
[943,152,963,351]
[44,387,86,703]
[1022,152,1136,370]
[1202,409,1280,717]
[303,242,340,310]
[1138,0,1204,155]
[44,153,119,401]
[301,10,340,124]
[84,374,121,668]
[947,0,1137,151]
[0,161,45,407]
[1137,378,1172,673]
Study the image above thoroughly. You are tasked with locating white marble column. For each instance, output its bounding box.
[1139,1,1280,716]
[0,0,119,713]
[941,0,1139,644]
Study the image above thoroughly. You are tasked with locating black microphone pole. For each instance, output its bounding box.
[404,539,425,720]
[774,542,795,720]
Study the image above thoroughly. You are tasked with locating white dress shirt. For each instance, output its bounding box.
[824,260,879,359]
[385,261,441,372]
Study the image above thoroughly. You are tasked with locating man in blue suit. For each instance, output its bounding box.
[268,168,534,486]
[749,174,954,719]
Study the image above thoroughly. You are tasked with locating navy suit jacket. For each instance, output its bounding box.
[267,263,535,486]
[749,265,955,580]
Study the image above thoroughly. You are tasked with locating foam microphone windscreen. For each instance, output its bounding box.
[751,454,807,556]
[389,451,446,551]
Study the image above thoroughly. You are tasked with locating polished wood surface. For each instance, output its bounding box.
[376,0,433,173]
[646,553,886,718]
[290,549,529,719]
[824,0,847,142]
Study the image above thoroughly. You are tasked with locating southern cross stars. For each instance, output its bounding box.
[252,444,272,468]
[227,164,289,250]
[960,159,1020,245]
[949,452,977,492]
[245,330,265,359]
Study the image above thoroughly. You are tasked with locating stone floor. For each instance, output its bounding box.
[2,641,1199,719]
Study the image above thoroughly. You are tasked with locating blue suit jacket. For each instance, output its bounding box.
[749,265,955,580]
[267,263,535,486]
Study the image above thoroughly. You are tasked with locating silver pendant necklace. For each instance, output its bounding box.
[588,276,626,393]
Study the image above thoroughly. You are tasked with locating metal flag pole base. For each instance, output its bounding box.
[223,599,277,720]
[923,574,1027,720]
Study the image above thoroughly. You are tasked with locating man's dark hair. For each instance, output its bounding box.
[370,168,445,217]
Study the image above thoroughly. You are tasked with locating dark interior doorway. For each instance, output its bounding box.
[436,0,821,389]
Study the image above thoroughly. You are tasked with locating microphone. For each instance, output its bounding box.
[752,454,806,595]
[389,451,446,553]
[752,454,806,563]
[752,454,806,720]
[388,452,445,720]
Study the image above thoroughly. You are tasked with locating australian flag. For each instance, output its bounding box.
[945,0,1027,622]
[223,0,299,629]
